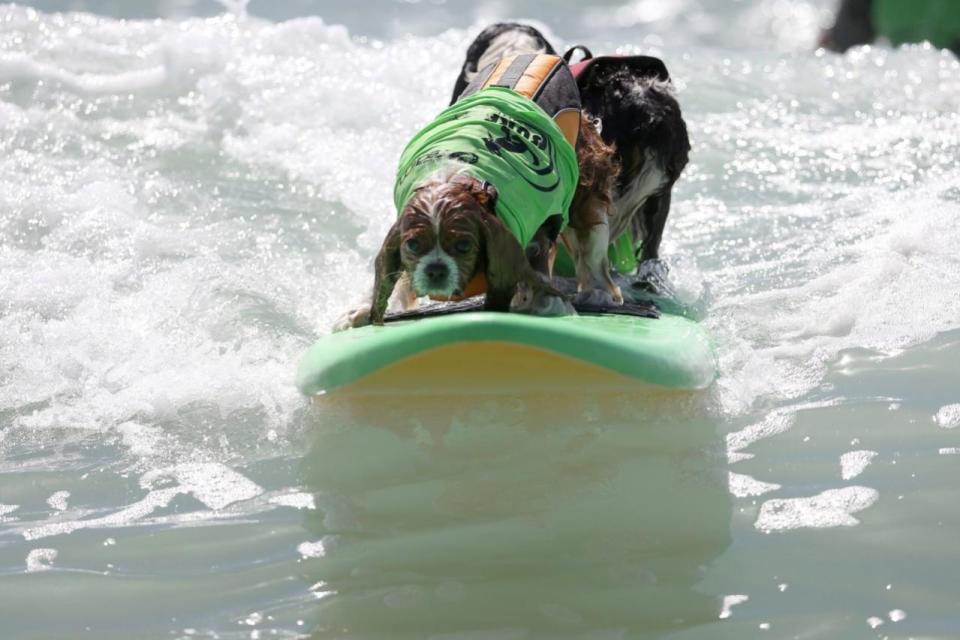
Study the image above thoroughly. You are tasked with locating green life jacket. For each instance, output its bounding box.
[394,86,579,249]
[873,0,960,50]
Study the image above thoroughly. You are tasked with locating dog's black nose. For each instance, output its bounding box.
[424,261,449,285]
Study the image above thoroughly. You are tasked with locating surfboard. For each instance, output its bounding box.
[296,300,716,397]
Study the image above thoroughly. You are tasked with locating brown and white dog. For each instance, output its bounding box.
[334,51,620,330]
[367,169,568,324]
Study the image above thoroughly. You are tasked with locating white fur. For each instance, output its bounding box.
[466,30,549,82]
[412,249,459,297]
[413,173,460,296]
[610,149,668,240]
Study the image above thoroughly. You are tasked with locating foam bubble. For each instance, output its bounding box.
[934,404,960,429]
[25,548,58,572]
[297,540,327,559]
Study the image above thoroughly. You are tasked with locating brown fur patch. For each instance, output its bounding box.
[370,175,559,320]
[568,114,619,232]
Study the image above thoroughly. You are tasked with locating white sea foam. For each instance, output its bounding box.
[888,609,907,622]
[45,491,70,511]
[755,487,880,532]
[22,463,262,540]
[115,421,164,457]
[0,53,168,95]
[23,487,182,541]
[268,492,316,510]
[729,472,781,497]
[297,540,327,559]
[840,450,878,480]
[25,548,58,572]
[0,8,469,481]
[719,594,749,619]
[0,504,19,521]
[140,462,263,510]
[726,400,840,461]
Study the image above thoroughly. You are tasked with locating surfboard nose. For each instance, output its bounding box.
[297,312,717,398]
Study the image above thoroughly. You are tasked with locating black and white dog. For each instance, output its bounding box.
[451,23,690,293]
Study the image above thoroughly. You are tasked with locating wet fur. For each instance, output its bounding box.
[368,174,562,325]
[563,115,622,304]
[452,23,690,282]
[576,67,689,264]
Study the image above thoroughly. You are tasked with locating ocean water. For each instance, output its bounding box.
[1,0,959,638]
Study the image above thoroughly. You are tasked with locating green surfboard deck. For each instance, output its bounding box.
[297,312,717,397]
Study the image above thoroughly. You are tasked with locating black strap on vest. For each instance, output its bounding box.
[562,45,593,64]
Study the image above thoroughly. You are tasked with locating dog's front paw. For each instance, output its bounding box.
[574,285,624,307]
[632,259,672,296]
[510,281,575,317]
[332,304,372,332]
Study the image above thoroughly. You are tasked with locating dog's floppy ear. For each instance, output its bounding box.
[370,218,403,325]
[477,212,527,311]
[479,212,569,312]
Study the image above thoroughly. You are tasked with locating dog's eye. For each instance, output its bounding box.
[454,239,472,254]
[405,239,422,254]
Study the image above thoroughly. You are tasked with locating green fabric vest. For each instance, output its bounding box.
[394,87,579,249]
[873,0,960,49]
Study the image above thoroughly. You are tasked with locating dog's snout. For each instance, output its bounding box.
[424,261,449,284]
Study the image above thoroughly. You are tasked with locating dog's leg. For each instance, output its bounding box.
[524,226,553,277]
[391,272,418,311]
[331,273,418,333]
[631,189,677,296]
[637,188,672,263]
[564,195,624,306]
[510,225,575,316]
